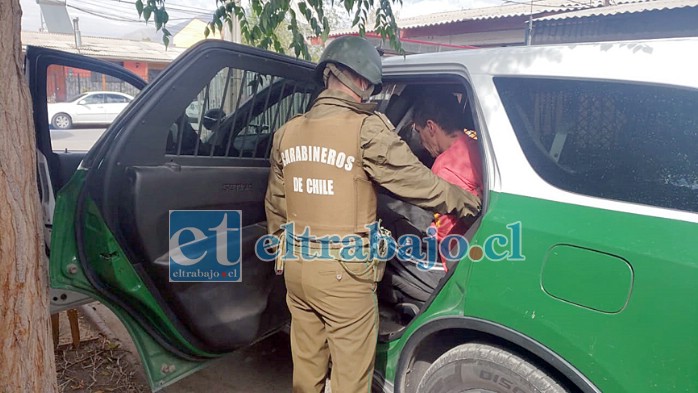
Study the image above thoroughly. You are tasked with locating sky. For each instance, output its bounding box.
[20,0,216,38]
[20,0,505,39]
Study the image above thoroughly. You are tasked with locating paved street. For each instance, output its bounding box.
[50,127,107,151]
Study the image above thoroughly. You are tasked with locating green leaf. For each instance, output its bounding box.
[273,39,283,53]
[322,18,330,37]
[352,10,361,26]
[139,0,405,57]
[252,0,262,15]
[143,6,152,22]
[259,15,267,31]
[163,34,170,48]
[155,10,162,30]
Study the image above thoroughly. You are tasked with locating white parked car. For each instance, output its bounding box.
[48,91,133,129]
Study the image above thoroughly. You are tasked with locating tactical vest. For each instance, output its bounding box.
[279,111,377,239]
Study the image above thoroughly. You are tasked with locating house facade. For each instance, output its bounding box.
[326,0,698,53]
[22,31,185,102]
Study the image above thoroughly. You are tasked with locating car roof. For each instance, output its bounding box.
[383,37,698,88]
[83,91,133,96]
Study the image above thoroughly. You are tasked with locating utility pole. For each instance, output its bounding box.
[525,0,534,45]
[223,0,242,45]
[72,17,82,52]
[223,0,242,114]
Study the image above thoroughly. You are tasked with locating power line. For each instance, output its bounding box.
[75,0,209,18]
[108,0,215,15]
[67,3,143,22]
[67,0,200,23]
[75,0,149,17]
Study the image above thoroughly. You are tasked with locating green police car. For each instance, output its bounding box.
[34,37,697,392]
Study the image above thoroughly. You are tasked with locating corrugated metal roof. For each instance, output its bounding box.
[400,0,599,27]
[535,0,698,20]
[21,31,185,63]
[329,0,601,35]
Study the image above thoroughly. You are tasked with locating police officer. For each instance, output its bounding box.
[265,36,480,393]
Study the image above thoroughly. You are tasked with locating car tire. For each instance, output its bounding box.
[417,343,568,393]
[52,113,72,129]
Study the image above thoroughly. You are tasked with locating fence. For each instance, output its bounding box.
[47,70,141,103]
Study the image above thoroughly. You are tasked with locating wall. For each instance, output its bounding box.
[123,61,149,81]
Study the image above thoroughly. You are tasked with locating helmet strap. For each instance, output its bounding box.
[324,63,373,101]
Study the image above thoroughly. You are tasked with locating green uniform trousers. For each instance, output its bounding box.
[284,257,378,393]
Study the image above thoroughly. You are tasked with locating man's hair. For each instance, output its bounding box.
[413,91,468,135]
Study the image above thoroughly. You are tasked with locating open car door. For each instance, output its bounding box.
[26,46,146,314]
[48,41,318,390]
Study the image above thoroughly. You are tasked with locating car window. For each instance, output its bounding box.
[47,64,141,151]
[81,94,104,104]
[69,93,88,102]
[496,77,698,213]
[105,94,129,103]
[168,67,315,158]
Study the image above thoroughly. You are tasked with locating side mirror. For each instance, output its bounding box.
[78,100,87,105]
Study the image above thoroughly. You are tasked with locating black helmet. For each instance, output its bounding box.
[315,36,382,95]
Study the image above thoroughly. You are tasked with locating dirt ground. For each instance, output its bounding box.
[52,305,295,392]
[162,332,294,393]
[53,310,148,393]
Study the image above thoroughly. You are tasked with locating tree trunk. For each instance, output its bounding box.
[0,0,58,391]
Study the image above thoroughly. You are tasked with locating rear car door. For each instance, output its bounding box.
[75,93,107,123]
[47,41,317,390]
[27,46,146,313]
[103,93,131,123]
